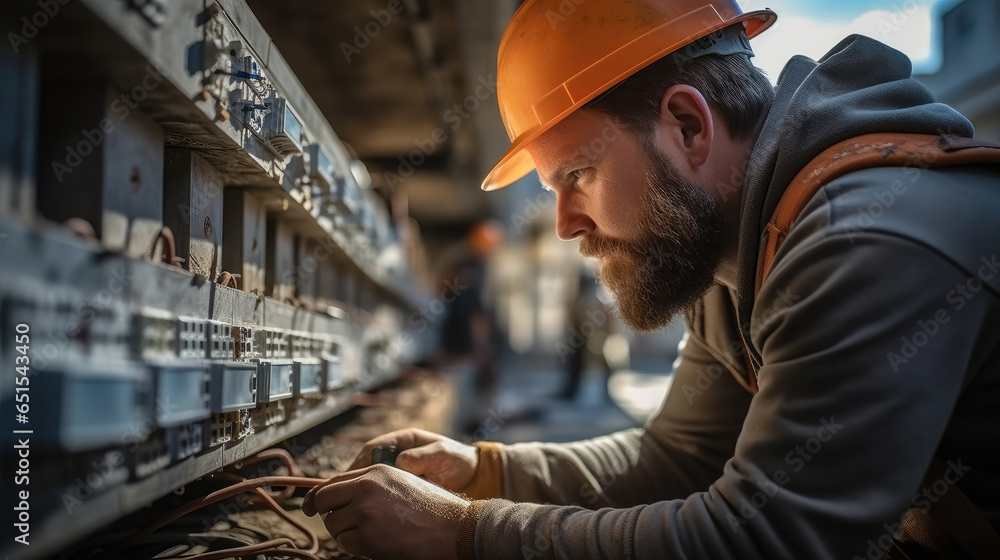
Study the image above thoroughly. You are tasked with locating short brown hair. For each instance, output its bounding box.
[587,52,774,140]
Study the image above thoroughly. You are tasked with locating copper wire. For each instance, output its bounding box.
[152,226,177,266]
[117,477,327,554]
[218,271,240,289]
[227,448,302,501]
[160,538,312,560]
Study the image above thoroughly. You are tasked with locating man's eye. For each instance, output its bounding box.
[572,168,586,179]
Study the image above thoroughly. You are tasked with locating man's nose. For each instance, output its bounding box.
[555,191,595,241]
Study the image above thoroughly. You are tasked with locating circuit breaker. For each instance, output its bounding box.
[163,149,226,279]
[266,217,297,300]
[222,189,267,292]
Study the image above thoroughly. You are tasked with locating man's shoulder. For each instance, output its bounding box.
[804,164,1000,274]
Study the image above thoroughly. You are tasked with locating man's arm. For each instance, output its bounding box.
[488,321,752,508]
[462,231,994,559]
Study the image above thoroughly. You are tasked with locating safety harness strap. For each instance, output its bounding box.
[756,133,1000,296]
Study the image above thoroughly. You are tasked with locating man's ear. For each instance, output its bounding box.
[653,85,714,170]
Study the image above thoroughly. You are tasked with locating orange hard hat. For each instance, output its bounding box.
[482,0,777,191]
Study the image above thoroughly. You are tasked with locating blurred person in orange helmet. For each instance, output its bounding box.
[304,1,1000,558]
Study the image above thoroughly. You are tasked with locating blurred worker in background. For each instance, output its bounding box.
[559,269,612,401]
[436,220,503,432]
[303,1,1000,558]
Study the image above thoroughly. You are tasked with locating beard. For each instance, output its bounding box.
[579,141,725,332]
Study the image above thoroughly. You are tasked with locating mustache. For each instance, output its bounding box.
[579,234,645,258]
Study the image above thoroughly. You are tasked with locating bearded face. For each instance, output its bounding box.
[579,139,725,332]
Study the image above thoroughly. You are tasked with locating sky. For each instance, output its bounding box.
[737,0,965,83]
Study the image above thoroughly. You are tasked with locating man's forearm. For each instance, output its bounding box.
[496,330,752,509]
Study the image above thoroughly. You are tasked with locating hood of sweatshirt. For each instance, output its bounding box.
[733,34,974,361]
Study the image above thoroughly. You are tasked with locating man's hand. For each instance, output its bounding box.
[348,428,479,491]
[302,464,470,560]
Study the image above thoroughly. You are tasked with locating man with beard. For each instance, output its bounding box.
[303,1,1000,558]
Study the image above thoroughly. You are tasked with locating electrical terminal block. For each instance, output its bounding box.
[132,430,170,479]
[168,420,205,462]
[134,309,178,361]
[264,329,290,359]
[207,320,235,360]
[177,317,208,360]
[208,413,233,447]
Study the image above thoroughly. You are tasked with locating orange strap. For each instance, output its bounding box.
[754,133,1000,297]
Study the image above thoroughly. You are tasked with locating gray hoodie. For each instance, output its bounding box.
[463,35,1000,559]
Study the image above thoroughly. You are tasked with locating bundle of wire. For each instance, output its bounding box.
[115,448,330,560]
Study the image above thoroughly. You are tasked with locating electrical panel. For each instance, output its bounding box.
[210,363,258,413]
[33,361,152,453]
[294,359,324,396]
[264,96,305,156]
[152,365,211,426]
[255,359,294,403]
[324,340,345,389]
[0,0,432,557]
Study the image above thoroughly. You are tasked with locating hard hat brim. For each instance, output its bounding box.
[481,9,777,192]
